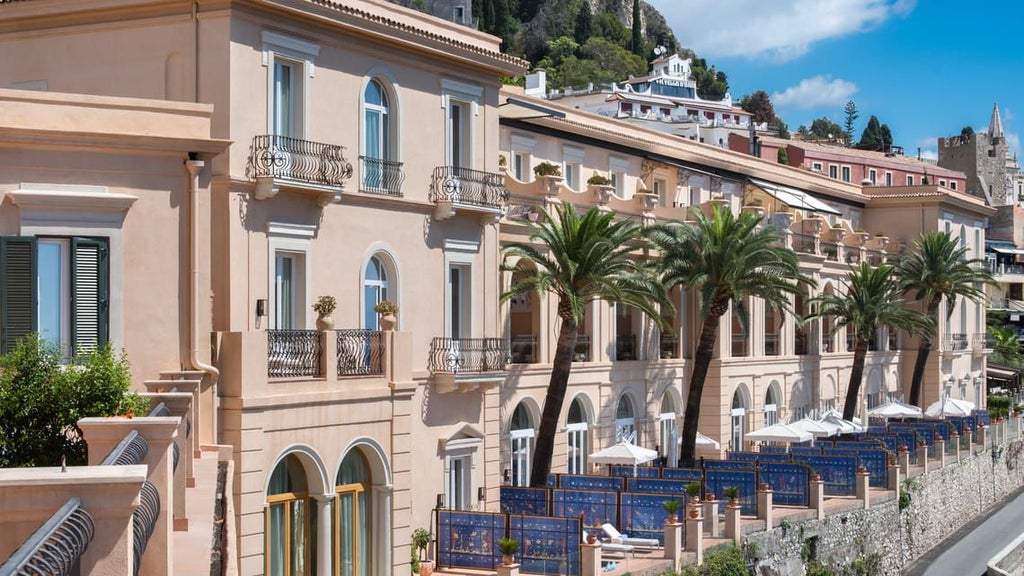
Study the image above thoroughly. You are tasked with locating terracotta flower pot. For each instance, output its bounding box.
[380,313,397,331]
[502,555,514,566]
[586,534,598,544]
[315,315,335,331]
[689,508,700,519]
[728,498,739,507]
[418,561,434,576]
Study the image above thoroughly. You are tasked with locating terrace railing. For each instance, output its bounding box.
[0,498,94,576]
[247,134,353,189]
[268,330,323,378]
[941,333,969,352]
[428,338,510,374]
[359,156,404,196]
[336,330,385,376]
[430,166,508,209]
[510,335,538,364]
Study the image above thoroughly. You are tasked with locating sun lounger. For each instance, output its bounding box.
[582,530,635,557]
[601,523,659,549]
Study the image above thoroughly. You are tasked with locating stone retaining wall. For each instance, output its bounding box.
[741,439,1024,575]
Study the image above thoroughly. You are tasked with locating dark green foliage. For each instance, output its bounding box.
[989,395,1012,419]
[691,58,728,101]
[989,324,1023,367]
[777,147,789,164]
[698,544,748,576]
[630,0,643,55]
[775,119,790,139]
[845,554,881,576]
[573,1,592,44]
[858,115,893,148]
[843,100,859,144]
[961,126,974,136]
[805,117,845,140]
[0,336,148,467]
[806,561,835,576]
[740,91,775,125]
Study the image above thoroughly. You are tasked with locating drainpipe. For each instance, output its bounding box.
[185,157,220,442]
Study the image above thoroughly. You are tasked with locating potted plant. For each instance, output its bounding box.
[686,482,701,504]
[412,527,433,575]
[374,300,399,331]
[724,486,740,507]
[498,537,519,566]
[662,499,680,524]
[586,172,612,187]
[533,161,562,178]
[313,295,337,330]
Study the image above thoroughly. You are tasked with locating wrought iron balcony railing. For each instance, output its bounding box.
[659,333,679,359]
[247,134,353,189]
[573,335,591,362]
[336,330,385,376]
[430,166,508,209]
[0,497,94,576]
[867,250,885,266]
[821,242,840,262]
[428,337,510,374]
[765,333,780,356]
[792,233,816,255]
[268,330,323,378]
[941,333,969,352]
[359,156,405,196]
[510,334,537,364]
[615,334,637,361]
[971,332,995,351]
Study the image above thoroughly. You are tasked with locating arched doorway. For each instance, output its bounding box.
[266,454,312,576]
[566,396,590,474]
[731,386,749,451]
[363,255,392,330]
[658,393,679,465]
[510,403,535,486]
[615,394,637,443]
[335,450,371,576]
[764,383,780,427]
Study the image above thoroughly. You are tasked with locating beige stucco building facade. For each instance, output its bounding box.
[0,1,994,575]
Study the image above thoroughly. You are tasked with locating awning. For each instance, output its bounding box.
[747,178,842,216]
[499,97,567,120]
[989,246,1024,255]
[988,366,1021,380]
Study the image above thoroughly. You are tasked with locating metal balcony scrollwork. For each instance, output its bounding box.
[247,135,353,202]
[100,430,149,466]
[428,338,510,375]
[337,330,385,376]
[268,330,323,378]
[131,481,161,576]
[430,166,508,214]
[359,156,405,196]
[0,497,95,576]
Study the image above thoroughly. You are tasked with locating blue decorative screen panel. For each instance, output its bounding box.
[726,452,762,462]
[890,424,934,445]
[758,446,789,454]
[552,489,618,533]
[795,455,857,496]
[974,410,990,426]
[559,475,624,491]
[704,470,757,515]
[501,487,550,516]
[789,447,824,458]
[508,514,581,576]
[862,434,899,452]
[610,465,661,478]
[830,440,885,451]
[703,459,755,471]
[619,492,671,545]
[627,477,692,496]
[758,463,809,506]
[827,448,888,488]
[437,510,505,571]
[661,467,703,482]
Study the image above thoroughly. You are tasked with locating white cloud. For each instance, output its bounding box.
[772,76,858,110]
[648,0,917,62]
[919,149,938,161]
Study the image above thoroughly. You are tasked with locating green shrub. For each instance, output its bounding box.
[0,336,146,467]
[845,553,881,576]
[806,561,835,576]
[533,161,562,177]
[698,544,747,576]
[988,395,1012,420]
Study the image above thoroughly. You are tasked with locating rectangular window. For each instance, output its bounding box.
[841,166,851,182]
[567,424,587,474]
[453,6,465,21]
[274,251,305,329]
[829,165,838,179]
[448,456,470,510]
[564,162,580,190]
[512,151,529,181]
[654,178,668,207]
[563,146,584,191]
[939,179,947,187]
[907,175,914,185]
[448,264,471,339]
[272,60,299,138]
[950,181,957,190]
[448,101,469,169]
[812,162,823,173]
[1,236,109,357]
[868,169,877,184]
[885,172,893,187]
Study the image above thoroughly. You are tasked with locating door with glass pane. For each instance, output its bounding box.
[336,451,371,576]
[37,239,70,357]
[275,253,298,330]
[448,456,471,510]
[363,257,389,330]
[266,455,310,576]
[510,404,533,486]
[273,60,295,138]
[731,408,745,451]
[566,398,588,475]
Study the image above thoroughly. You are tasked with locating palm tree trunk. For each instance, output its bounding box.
[529,315,578,487]
[679,311,722,466]
[843,336,869,420]
[908,300,941,407]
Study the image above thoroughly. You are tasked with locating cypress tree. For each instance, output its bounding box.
[630,0,643,55]
[574,1,593,45]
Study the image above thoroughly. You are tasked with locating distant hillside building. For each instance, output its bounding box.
[938,103,1024,206]
[525,53,752,146]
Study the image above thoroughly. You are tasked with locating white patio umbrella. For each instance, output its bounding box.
[744,422,813,444]
[588,441,659,476]
[695,431,721,449]
[868,400,923,420]
[820,409,865,434]
[925,397,976,418]
[790,418,838,439]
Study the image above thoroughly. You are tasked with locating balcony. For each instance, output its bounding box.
[573,335,591,362]
[793,233,816,255]
[971,332,995,356]
[336,330,385,376]
[428,337,510,393]
[359,156,405,196]
[248,135,353,205]
[659,333,679,359]
[430,166,508,220]
[765,333,780,356]
[615,334,637,361]
[268,330,323,378]
[941,333,969,352]
[510,334,537,364]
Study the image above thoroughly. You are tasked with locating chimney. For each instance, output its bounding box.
[525,69,547,98]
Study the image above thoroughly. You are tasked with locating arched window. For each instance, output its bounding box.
[336,450,371,576]
[659,394,678,465]
[363,256,390,330]
[360,78,391,191]
[615,395,637,443]
[510,403,535,486]
[731,388,747,451]
[764,385,779,427]
[266,454,311,576]
[566,397,589,474]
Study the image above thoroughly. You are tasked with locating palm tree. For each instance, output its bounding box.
[502,204,670,487]
[646,205,812,464]
[808,263,932,420]
[895,231,993,406]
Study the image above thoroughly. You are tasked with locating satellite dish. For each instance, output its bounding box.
[654,45,666,56]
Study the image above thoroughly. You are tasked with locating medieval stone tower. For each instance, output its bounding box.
[938,103,1020,206]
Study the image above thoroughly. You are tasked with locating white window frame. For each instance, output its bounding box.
[907,175,914,186]
[730,407,745,451]
[654,177,668,207]
[566,422,588,475]
[658,412,676,460]
[609,156,629,197]
[262,30,319,139]
[828,165,838,179]
[267,222,315,330]
[563,146,585,191]
[884,172,893,187]
[764,403,778,427]
[445,438,479,510]
[441,79,483,170]
[841,166,851,182]
[444,239,478,340]
[812,162,823,173]
[939,179,947,187]
[510,428,534,487]
[868,169,877,184]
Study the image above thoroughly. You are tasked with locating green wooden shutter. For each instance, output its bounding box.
[71,238,109,355]
[1,236,37,354]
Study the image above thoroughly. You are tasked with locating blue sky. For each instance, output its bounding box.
[645,0,1023,160]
